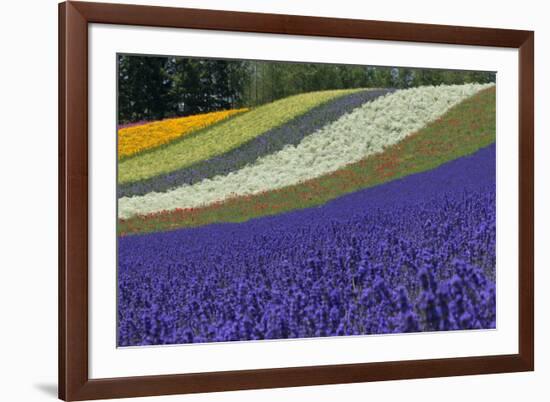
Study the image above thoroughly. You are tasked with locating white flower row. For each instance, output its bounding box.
[119,83,493,219]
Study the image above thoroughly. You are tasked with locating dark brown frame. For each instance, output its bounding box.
[59,1,534,400]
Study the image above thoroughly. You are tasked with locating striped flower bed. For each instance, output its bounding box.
[118,89,361,184]
[118,89,393,197]
[119,86,495,234]
[118,109,248,159]
[118,83,492,219]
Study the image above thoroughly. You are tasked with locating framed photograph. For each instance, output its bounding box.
[59,1,534,400]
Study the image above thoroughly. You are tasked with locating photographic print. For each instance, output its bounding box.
[116,55,496,347]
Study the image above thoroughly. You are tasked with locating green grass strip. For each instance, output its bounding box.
[119,87,495,235]
[118,89,362,184]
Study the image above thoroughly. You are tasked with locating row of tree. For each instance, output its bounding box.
[118,55,495,124]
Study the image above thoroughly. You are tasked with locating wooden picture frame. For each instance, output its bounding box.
[59,1,534,400]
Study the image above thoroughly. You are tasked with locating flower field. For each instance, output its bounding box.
[117,83,496,346]
[118,109,248,159]
[118,84,491,219]
[118,145,496,345]
[118,88,361,184]
[118,89,393,197]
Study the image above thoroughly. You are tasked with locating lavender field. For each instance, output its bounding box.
[118,144,496,346]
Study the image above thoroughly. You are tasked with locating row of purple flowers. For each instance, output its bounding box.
[118,144,496,346]
[118,89,393,198]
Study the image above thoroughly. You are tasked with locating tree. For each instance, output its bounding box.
[118,55,496,124]
[118,55,172,123]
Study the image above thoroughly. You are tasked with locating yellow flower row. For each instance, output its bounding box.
[118,109,248,159]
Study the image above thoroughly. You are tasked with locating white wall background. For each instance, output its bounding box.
[0,0,546,401]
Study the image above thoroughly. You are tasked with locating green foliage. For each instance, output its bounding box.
[118,55,248,124]
[118,55,173,123]
[118,54,496,124]
[169,58,248,114]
